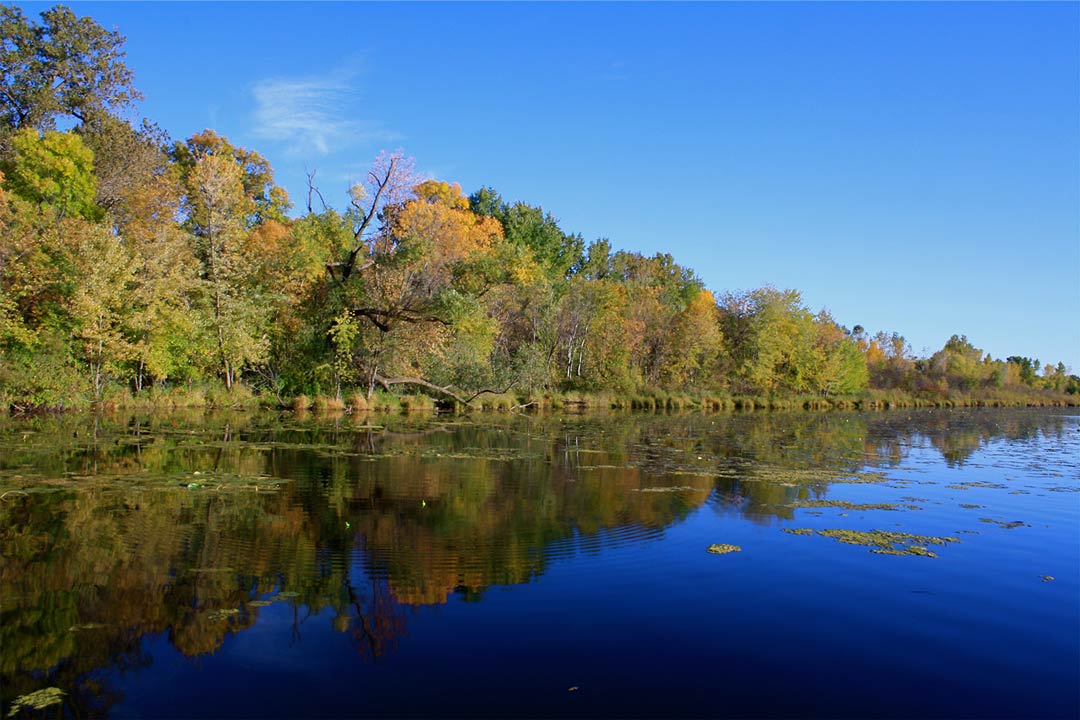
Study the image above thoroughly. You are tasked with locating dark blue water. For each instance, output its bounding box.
[1,409,1077,718]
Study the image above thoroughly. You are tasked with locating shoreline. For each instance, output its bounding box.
[6,386,1077,417]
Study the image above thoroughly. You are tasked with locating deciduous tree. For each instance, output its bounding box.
[0,4,140,132]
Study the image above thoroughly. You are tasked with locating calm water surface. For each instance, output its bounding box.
[1,408,1077,718]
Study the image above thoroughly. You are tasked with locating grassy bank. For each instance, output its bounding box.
[7,381,1077,416]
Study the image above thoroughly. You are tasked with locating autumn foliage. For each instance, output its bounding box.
[0,5,1076,409]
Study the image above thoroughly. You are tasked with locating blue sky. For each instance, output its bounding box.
[25,1,1080,368]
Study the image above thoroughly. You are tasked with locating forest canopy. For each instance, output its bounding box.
[1,5,1076,410]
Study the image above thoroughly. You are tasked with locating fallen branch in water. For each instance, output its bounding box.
[374,374,516,406]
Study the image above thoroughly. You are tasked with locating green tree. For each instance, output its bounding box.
[171,129,290,230]
[0,4,140,132]
[118,166,200,389]
[79,115,169,216]
[187,153,269,389]
[932,334,987,391]
[809,314,868,395]
[1,128,99,219]
[468,186,584,280]
[720,287,818,394]
[67,222,136,399]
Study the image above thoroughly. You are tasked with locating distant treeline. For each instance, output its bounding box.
[1,6,1076,411]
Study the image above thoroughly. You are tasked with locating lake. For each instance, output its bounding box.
[1,408,1077,718]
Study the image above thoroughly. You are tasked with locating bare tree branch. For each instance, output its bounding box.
[343,156,397,280]
[305,168,327,214]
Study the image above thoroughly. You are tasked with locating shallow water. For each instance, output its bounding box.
[1,408,1077,718]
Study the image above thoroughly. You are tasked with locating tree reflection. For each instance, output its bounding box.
[0,407,1069,716]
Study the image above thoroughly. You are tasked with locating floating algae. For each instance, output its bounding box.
[1040,575,1055,582]
[248,600,273,607]
[9,687,65,715]
[816,529,959,558]
[959,504,985,509]
[946,481,1008,491]
[1,470,292,495]
[706,544,742,555]
[207,608,240,621]
[978,518,1031,529]
[791,500,921,512]
[873,545,938,558]
[634,486,695,493]
[782,528,814,535]
[730,466,891,486]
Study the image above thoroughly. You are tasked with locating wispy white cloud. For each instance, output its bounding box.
[250,72,398,156]
[603,60,630,82]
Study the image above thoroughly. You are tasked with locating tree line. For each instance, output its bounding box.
[1,5,1076,410]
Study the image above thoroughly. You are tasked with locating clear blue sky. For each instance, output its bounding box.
[24,1,1080,368]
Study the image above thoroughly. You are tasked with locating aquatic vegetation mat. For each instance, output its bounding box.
[706,543,741,554]
[815,529,960,557]
[712,466,892,486]
[791,500,921,511]
[978,518,1031,529]
[9,688,65,715]
[0,471,293,495]
[206,608,240,621]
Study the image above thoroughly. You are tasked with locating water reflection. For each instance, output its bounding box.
[0,408,1073,716]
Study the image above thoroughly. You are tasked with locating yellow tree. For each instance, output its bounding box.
[661,289,724,388]
[556,277,637,390]
[118,166,200,389]
[187,154,268,389]
[808,312,868,396]
[337,179,511,400]
[67,222,136,399]
[171,130,290,228]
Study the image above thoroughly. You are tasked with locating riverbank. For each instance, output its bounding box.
[7,382,1077,416]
